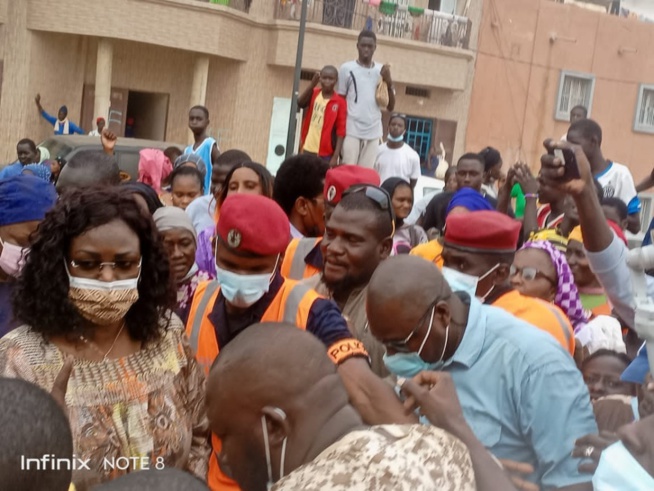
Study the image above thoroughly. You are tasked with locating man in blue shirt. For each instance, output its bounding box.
[367,254,597,491]
[0,139,39,179]
[34,93,84,135]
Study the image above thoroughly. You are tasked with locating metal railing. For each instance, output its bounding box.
[274,0,472,49]
[198,0,251,13]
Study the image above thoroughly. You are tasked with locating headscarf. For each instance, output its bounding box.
[529,228,568,253]
[21,163,52,183]
[37,147,50,163]
[153,207,197,244]
[174,153,207,181]
[0,175,57,225]
[381,177,412,227]
[446,187,494,215]
[138,148,172,194]
[521,240,589,332]
[120,182,164,215]
[569,225,583,244]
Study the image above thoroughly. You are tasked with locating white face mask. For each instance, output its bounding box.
[441,264,499,302]
[593,441,654,490]
[215,255,280,308]
[262,408,288,490]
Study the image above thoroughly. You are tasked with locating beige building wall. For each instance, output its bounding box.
[0,0,480,166]
[467,0,654,182]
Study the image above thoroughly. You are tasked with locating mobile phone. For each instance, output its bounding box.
[550,148,580,181]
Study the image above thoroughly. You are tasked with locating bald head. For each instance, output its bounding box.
[209,323,337,411]
[368,255,450,325]
[94,469,209,491]
[367,256,453,346]
[56,150,120,193]
[207,323,353,491]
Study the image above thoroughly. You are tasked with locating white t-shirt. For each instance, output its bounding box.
[374,142,421,184]
[595,161,641,214]
[338,60,383,140]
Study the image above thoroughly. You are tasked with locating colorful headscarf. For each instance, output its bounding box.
[446,188,494,215]
[21,163,52,183]
[529,228,568,252]
[521,239,589,332]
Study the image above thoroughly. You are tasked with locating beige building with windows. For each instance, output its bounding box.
[0,0,479,173]
[466,0,654,184]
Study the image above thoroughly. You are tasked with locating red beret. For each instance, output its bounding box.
[444,211,521,253]
[218,194,290,256]
[324,166,380,204]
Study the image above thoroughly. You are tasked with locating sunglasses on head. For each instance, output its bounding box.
[342,185,395,225]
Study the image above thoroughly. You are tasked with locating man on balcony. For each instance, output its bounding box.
[339,30,395,169]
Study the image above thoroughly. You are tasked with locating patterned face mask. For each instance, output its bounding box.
[67,275,140,326]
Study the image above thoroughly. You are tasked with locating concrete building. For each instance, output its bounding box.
[0,0,480,173]
[466,0,654,184]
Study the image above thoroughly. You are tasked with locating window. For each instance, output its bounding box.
[405,116,433,163]
[405,86,430,98]
[634,84,654,134]
[555,71,595,121]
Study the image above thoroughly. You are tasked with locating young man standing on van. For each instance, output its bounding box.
[339,30,395,168]
[185,105,220,195]
[299,65,347,168]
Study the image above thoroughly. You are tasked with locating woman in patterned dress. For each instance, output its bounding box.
[0,187,210,491]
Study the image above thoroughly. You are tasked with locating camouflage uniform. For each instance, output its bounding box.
[272,424,476,490]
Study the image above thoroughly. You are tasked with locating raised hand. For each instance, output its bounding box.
[51,356,74,417]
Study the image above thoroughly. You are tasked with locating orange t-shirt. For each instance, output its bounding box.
[492,290,576,356]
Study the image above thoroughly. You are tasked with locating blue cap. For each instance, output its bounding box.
[621,344,649,384]
[0,175,57,226]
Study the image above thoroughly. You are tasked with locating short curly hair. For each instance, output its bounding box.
[273,154,329,216]
[12,187,176,343]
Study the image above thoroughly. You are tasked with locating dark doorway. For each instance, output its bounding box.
[125,91,170,141]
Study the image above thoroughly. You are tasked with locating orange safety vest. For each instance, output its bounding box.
[185,278,321,491]
[280,237,322,280]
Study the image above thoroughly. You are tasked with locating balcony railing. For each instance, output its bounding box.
[199,0,251,13]
[274,0,472,49]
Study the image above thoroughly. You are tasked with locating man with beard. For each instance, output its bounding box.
[302,185,394,376]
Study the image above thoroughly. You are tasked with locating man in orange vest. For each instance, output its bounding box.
[185,193,414,490]
[281,165,380,280]
[440,210,576,356]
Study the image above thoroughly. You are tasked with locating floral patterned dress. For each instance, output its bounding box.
[0,316,210,491]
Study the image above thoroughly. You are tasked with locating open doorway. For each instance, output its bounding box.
[125,91,169,141]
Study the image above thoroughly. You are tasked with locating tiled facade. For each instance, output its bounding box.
[0,0,480,166]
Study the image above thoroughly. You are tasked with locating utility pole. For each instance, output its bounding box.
[285,0,309,159]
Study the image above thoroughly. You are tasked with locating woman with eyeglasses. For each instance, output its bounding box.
[511,239,589,333]
[380,177,427,254]
[0,187,210,490]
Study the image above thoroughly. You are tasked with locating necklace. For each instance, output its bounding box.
[79,323,126,362]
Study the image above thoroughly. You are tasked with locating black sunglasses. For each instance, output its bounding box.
[342,185,396,226]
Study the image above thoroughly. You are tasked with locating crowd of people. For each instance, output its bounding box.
[1,28,654,491]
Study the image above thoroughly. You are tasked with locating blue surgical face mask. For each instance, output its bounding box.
[593,441,654,490]
[441,264,499,301]
[387,132,405,143]
[215,255,279,308]
[383,307,451,378]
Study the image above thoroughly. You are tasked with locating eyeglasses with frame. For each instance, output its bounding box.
[509,264,556,285]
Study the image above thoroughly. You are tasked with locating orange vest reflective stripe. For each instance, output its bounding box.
[281,237,322,280]
[185,278,320,491]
